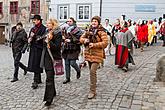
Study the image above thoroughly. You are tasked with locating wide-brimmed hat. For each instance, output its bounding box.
[31,15,42,20]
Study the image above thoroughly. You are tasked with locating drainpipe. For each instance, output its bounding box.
[99,0,102,17]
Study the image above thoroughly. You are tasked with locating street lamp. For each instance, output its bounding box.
[99,0,102,17]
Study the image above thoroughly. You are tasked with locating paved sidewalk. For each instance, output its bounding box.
[0,42,165,110]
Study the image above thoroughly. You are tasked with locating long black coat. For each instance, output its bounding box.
[11,29,27,54]
[28,24,46,73]
[40,28,62,70]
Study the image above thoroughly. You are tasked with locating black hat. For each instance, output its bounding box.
[16,22,23,27]
[31,15,42,20]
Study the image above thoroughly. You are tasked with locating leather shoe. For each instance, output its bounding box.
[24,69,27,75]
[77,71,81,79]
[122,67,128,72]
[63,79,70,84]
[36,81,42,84]
[88,92,96,99]
[31,82,38,89]
[11,78,18,82]
[44,101,51,106]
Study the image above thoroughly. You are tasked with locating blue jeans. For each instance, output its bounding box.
[64,59,80,79]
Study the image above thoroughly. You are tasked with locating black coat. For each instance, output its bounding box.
[11,29,27,54]
[28,24,46,73]
[40,28,62,70]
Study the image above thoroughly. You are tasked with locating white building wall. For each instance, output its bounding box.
[50,0,165,25]
[50,0,100,22]
[102,0,165,23]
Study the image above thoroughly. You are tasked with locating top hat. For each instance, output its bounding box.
[31,15,42,20]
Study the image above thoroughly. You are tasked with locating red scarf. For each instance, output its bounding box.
[120,28,128,33]
[32,22,42,33]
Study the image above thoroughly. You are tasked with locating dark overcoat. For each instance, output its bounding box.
[11,29,28,54]
[40,28,62,70]
[28,24,46,73]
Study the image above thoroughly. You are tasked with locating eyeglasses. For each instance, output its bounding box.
[67,21,72,22]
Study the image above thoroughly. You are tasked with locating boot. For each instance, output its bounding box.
[24,68,27,75]
[77,71,81,79]
[44,101,52,106]
[88,91,96,99]
[11,77,18,82]
[31,82,38,89]
[63,78,70,84]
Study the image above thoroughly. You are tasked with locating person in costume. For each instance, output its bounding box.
[115,21,135,72]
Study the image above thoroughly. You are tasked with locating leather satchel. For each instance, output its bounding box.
[47,47,64,76]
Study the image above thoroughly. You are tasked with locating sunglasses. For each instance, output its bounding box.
[67,21,72,22]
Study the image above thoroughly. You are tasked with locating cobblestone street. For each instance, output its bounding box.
[0,42,165,110]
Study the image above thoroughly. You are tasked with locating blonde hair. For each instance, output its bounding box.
[48,18,59,29]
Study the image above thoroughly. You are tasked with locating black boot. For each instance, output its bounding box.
[63,78,70,84]
[24,68,27,75]
[11,77,18,82]
[77,71,81,79]
[31,82,38,89]
[44,101,51,106]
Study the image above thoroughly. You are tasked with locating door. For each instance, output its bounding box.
[0,26,5,44]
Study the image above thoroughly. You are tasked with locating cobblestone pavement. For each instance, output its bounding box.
[0,41,165,110]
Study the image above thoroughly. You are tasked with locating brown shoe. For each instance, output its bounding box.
[88,92,96,99]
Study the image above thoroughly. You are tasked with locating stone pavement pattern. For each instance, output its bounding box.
[0,42,165,110]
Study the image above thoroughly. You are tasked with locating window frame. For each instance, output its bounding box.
[0,2,2,14]
[31,0,40,14]
[77,4,91,21]
[58,5,69,21]
[10,1,18,14]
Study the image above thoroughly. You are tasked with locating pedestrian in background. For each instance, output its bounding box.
[103,18,112,56]
[115,21,135,72]
[10,22,28,82]
[80,16,108,99]
[111,18,121,46]
[136,20,148,52]
[27,15,46,89]
[40,19,63,106]
[160,19,165,47]
[62,17,82,84]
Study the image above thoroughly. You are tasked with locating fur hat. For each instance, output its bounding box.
[91,16,101,24]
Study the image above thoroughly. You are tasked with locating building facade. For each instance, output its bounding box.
[49,0,165,26]
[0,0,49,44]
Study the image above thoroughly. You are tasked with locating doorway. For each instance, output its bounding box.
[0,26,5,44]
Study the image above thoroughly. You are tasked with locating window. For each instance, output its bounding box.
[10,1,18,14]
[58,5,69,20]
[0,2,2,14]
[31,0,40,14]
[77,5,91,20]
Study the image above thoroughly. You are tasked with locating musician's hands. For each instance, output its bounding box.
[30,32,35,37]
[65,39,71,43]
[84,39,89,44]
[45,37,49,43]
[28,38,32,43]
[89,43,94,48]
